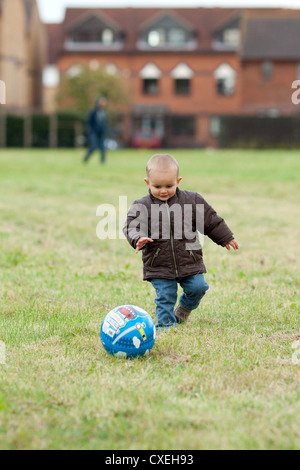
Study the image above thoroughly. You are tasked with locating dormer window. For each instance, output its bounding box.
[147,27,188,47]
[212,16,241,50]
[64,14,123,51]
[223,29,240,47]
[139,13,196,50]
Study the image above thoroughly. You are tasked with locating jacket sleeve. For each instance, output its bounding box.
[123,201,149,250]
[196,193,234,246]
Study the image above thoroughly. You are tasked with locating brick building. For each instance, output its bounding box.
[0,0,47,111]
[44,7,300,147]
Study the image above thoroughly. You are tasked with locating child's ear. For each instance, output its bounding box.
[177,177,182,185]
[144,178,150,187]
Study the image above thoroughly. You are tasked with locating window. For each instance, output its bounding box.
[175,79,190,95]
[216,78,235,96]
[75,32,90,42]
[42,65,60,88]
[262,61,273,81]
[171,116,195,136]
[102,29,114,44]
[169,28,186,44]
[140,63,162,94]
[148,29,165,47]
[142,15,194,48]
[214,63,236,96]
[143,79,159,95]
[171,63,194,95]
[140,63,162,79]
[66,17,119,46]
[223,28,240,47]
[212,17,241,51]
[210,117,221,138]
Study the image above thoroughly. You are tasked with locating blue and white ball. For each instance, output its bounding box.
[100,305,156,359]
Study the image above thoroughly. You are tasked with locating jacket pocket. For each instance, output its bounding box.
[150,248,161,267]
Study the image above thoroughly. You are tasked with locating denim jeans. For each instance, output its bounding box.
[150,273,209,329]
[83,132,106,164]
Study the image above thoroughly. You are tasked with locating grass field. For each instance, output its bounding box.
[0,148,299,450]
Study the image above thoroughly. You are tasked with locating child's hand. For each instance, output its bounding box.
[225,239,239,251]
[135,237,154,253]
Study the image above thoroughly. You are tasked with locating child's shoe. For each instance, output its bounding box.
[174,304,192,324]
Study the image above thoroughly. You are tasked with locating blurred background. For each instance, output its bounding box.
[1,0,300,149]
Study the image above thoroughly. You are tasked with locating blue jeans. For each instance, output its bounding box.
[150,274,209,329]
[83,132,106,164]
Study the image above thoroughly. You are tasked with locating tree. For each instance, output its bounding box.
[56,65,130,115]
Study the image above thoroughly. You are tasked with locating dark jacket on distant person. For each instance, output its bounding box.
[86,105,107,137]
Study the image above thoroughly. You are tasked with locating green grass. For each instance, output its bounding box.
[0,148,299,450]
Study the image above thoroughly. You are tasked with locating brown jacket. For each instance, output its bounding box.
[123,188,234,281]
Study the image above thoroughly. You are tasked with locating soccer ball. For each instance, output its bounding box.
[100,305,156,359]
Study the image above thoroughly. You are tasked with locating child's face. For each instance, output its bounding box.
[144,168,182,201]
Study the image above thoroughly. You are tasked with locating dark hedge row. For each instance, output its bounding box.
[5,113,85,148]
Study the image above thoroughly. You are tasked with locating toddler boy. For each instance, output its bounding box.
[123,154,239,331]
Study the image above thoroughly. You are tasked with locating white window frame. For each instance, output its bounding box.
[148,29,166,47]
[214,63,236,96]
[102,29,114,44]
[223,28,240,47]
[139,63,162,79]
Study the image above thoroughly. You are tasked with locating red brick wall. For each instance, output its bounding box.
[241,61,298,114]
[58,52,243,145]
[57,53,242,115]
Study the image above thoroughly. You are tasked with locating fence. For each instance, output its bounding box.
[215,115,300,149]
[0,111,85,148]
[2,112,300,149]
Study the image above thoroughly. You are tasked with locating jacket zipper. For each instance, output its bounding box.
[189,250,197,262]
[150,248,161,267]
[165,202,179,277]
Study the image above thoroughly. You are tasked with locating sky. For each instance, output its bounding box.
[36,0,300,23]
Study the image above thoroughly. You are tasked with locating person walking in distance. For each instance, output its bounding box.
[83,97,108,164]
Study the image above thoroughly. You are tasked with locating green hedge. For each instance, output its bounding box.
[4,113,85,148]
[32,115,50,147]
[6,116,24,147]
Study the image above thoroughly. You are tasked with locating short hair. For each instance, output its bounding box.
[146,154,179,178]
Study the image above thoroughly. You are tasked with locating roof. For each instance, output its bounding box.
[242,17,300,60]
[62,7,239,51]
[45,23,64,64]
[43,7,300,62]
